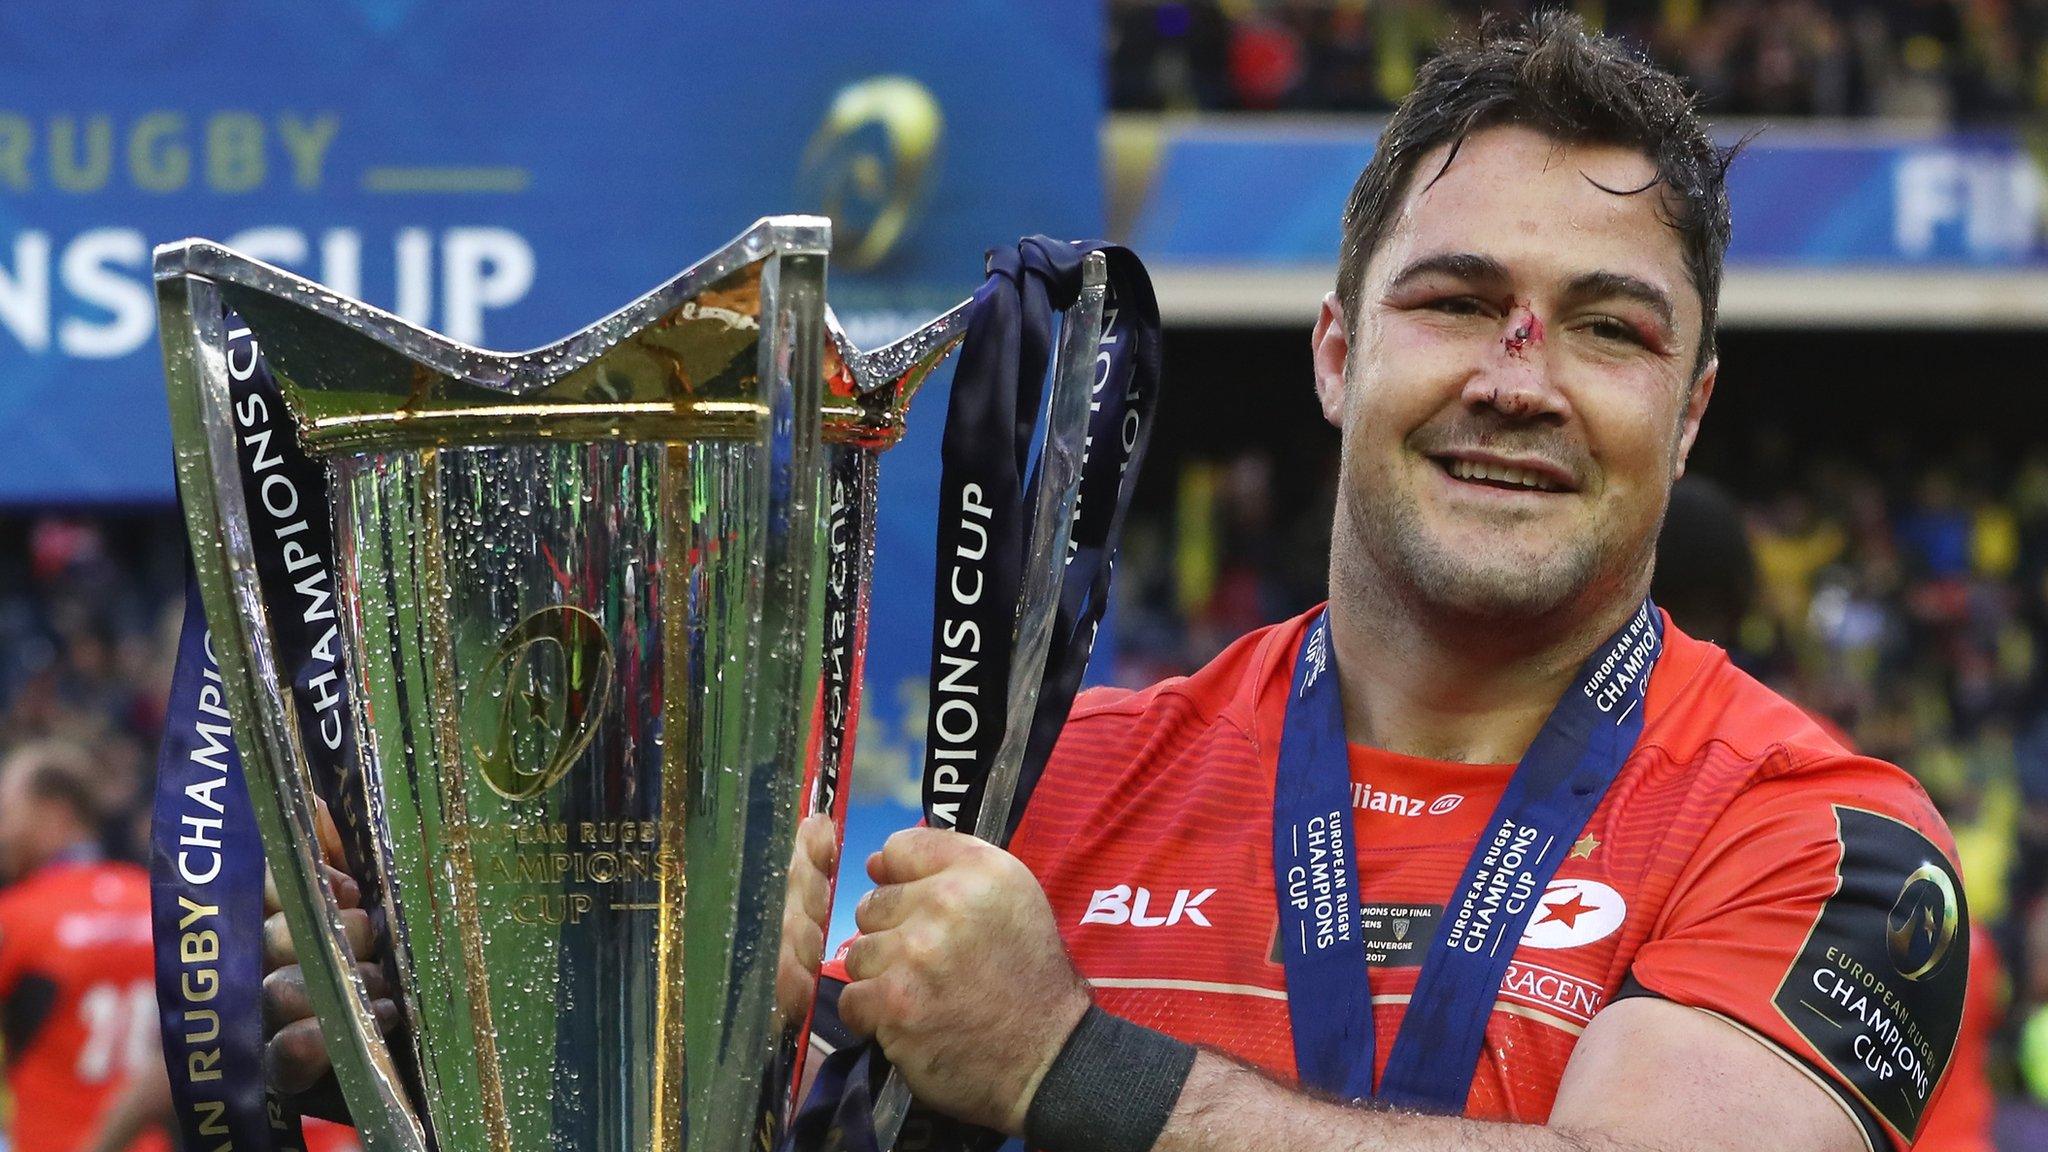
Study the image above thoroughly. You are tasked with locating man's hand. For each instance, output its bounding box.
[259,799,397,1120]
[836,827,1092,1136]
[777,813,839,1023]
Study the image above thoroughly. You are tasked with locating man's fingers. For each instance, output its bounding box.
[786,915,825,974]
[313,796,345,868]
[262,962,388,1032]
[262,966,308,1033]
[840,928,895,984]
[262,908,374,972]
[325,863,362,910]
[868,826,982,885]
[263,911,297,971]
[792,852,832,932]
[265,862,360,918]
[797,812,839,875]
[854,881,920,935]
[776,908,827,1024]
[265,998,400,1096]
[836,979,876,1039]
[836,975,894,1041]
[265,1018,334,1096]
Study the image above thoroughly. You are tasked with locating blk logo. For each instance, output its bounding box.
[1081,885,1215,928]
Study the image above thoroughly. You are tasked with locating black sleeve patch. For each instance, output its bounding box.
[1771,805,1968,1145]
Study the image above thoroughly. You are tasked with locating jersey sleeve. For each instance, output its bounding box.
[1624,756,1969,1152]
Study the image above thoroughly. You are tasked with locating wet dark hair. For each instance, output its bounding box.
[1335,10,1736,373]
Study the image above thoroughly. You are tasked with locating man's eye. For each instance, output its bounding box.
[1429,296,1489,317]
[1585,317,1643,345]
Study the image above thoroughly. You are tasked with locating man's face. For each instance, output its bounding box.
[1313,125,1716,625]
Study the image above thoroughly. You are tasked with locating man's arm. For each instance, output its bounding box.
[838,829,1867,1152]
[1153,997,1862,1152]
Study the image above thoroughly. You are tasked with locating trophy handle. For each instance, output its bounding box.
[863,252,1111,1152]
[157,270,431,1152]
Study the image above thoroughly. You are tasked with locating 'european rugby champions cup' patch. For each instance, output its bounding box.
[1772,806,1968,1144]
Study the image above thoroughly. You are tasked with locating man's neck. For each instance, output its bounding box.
[1326,570,1646,765]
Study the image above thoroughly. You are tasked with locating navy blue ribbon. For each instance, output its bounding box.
[1273,600,1662,1110]
[1004,245,1159,846]
[151,582,297,1152]
[152,308,391,1149]
[919,237,1160,843]
[799,240,1159,1152]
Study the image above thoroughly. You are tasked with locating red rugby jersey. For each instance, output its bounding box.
[0,859,166,1152]
[1011,608,1968,1152]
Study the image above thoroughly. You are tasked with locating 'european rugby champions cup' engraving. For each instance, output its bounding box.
[468,605,616,802]
[156,219,1118,1152]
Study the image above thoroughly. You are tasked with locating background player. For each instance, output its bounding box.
[0,740,169,1152]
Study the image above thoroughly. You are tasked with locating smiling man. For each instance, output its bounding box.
[835,13,1968,1152]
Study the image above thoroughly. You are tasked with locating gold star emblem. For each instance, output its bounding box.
[1569,835,1600,860]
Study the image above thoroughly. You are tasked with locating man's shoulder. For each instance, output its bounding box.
[1645,623,1850,763]
[0,861,150,920]
[1637,622,1946,846]
[1622,619,1941,852]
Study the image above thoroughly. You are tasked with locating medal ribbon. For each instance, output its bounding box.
[1272,599,1662,1110]
[152,309,390,1151]
[919,238,1160,841]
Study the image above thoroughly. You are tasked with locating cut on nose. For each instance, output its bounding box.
[1502,305,1543,358]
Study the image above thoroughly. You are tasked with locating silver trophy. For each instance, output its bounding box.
[155,217,1106,1152]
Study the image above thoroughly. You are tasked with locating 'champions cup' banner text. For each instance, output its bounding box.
[0,2,1101,504]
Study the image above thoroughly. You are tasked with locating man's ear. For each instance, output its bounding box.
[1311,291,1350,427]
[1674,357,1718,479]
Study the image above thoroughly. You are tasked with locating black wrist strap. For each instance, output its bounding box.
[1024,1005,1197,1152]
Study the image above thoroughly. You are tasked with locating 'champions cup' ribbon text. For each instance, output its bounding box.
[152,313,394,1151]
[1272,600,1663,1109]
[795,238,1160,1152]
[918,237,1160,841]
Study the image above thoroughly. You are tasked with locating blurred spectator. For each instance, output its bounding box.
[1109,0,2048,122]
[0,739,168,1152]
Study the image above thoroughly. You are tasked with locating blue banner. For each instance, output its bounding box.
[1123,122,2048,268]
[0,0,1103,504]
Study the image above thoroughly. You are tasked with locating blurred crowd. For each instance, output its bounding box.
[0,516,185,868]
[1113,433,2048,1118]
[1110,0,2048,121]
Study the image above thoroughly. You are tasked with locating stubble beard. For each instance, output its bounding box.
[1341,471,1626,630]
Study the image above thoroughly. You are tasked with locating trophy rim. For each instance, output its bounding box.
[151,214,986,448]
[151,215,833,402]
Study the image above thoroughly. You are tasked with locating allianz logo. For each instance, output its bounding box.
[1080,884,1215,928]
[1353,781,1464,818]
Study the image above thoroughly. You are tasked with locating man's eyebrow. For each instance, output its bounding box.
[1565,271,1675,329]
[1384,252,1510,293]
